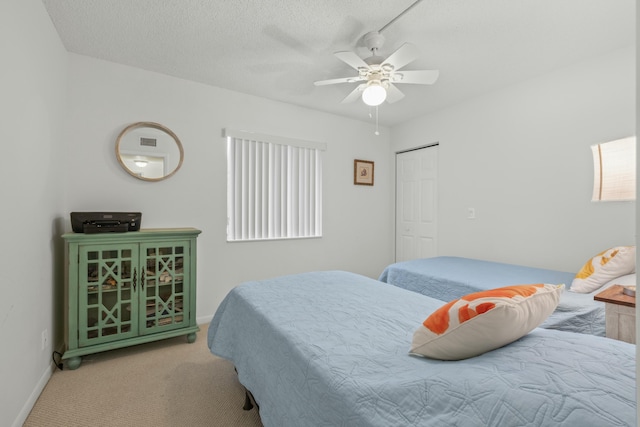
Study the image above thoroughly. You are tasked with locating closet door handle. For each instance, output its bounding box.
[133,268,137,291]
[141,270,145,290]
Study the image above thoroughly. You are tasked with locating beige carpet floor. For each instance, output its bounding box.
[24,324,263,427]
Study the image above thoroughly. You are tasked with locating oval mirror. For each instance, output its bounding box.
[115,122,184,181]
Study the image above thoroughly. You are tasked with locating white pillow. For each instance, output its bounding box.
[411,284,564,361]
[570,246,636,294]
[595,273,636,293]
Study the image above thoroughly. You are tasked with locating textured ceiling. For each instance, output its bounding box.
[41,0,635,126]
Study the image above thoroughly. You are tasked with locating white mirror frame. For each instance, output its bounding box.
[115,122,184,182]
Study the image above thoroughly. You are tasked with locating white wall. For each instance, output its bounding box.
[392,47,635,272]
[0,1,68,426]
[64,54,394,325]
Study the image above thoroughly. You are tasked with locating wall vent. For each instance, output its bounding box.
[140,137,157,147]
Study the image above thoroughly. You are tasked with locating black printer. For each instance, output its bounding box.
[70,212,142,233]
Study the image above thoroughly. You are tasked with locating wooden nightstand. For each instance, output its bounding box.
[594,285,636,344]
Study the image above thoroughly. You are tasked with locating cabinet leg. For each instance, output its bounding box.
[186,332,197,344]
[66,356,82,370]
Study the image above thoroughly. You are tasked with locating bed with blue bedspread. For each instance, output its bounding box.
[379,256,606,336]
[208,270,635,427]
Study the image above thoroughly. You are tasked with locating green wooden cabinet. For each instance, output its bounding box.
[62,228,201,369]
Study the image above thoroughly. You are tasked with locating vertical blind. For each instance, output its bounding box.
[225,129,325,241]
[591,136,636,201]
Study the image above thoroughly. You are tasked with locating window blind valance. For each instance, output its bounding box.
[223,129,327,151]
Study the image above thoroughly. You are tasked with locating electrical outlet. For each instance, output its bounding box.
[41,329,48,351]
[467,208,476,219]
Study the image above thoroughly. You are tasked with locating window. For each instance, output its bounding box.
[224,129,325,241]
[591,136,636,201]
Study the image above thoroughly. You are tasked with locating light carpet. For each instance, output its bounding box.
[24,324,263,427]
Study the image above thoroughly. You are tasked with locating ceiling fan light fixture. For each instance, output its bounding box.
[362,82,387,106]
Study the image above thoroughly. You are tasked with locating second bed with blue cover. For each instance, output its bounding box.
[379,256,605,335]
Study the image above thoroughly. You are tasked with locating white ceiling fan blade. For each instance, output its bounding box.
[381,43,419,70]
[314,76,363,86]
[341,84,366,103]
[334,51,370,70]
[392,70,440,85]
[385,84,405,104]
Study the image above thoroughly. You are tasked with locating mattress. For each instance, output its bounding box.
[208,270,635,427]
[379,256,605,335]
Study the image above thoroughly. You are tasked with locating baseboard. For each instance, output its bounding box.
[197,314,214,326]
[12,360,56,427]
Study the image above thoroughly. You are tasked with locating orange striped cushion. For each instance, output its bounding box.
[411,284,563,360]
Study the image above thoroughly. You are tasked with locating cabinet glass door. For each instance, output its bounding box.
[139,240,190,335]
[78,244,139,346]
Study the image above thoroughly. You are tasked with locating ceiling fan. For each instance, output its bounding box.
[314,31,439,107]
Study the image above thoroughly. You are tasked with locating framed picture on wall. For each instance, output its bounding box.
[354,159,374,186]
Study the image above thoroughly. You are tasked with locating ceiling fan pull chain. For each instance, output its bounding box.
[375,106,380,136]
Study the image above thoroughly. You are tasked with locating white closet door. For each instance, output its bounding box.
[395,145,438,262]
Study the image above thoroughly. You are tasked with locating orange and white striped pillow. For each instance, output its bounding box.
[570,246,636,293]
[411,284,563,360]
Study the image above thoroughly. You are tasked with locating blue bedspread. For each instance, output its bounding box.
[379,256,605,336]
[208,270,635,427]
